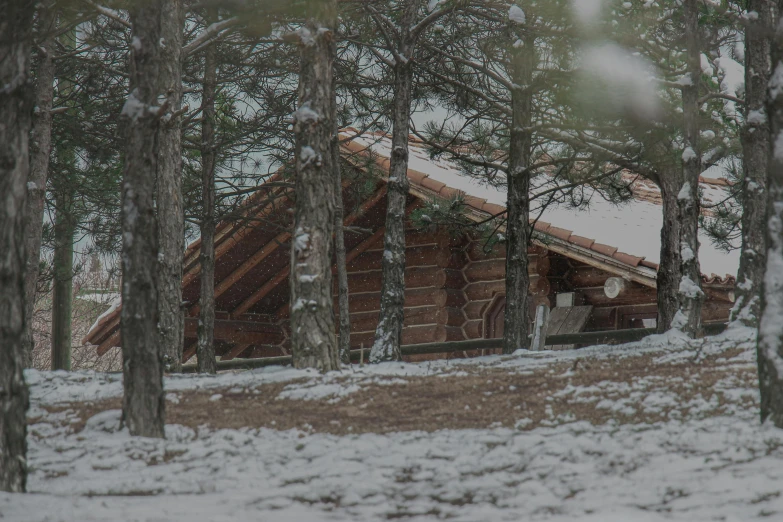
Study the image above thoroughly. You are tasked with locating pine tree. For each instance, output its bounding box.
[364,0,463,363]
[197,8,219,374]
[120,0,167,438]
[24,3,57,368]
[416,1,590,352]
[733,0,772,327]
[289,0,340,371]
[157,0,186,372]
[50,25,79,371]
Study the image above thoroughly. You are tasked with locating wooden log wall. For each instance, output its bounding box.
[461,240,550,340]
[339,228,469,348]
[194,229,734,362]
[564,257,733,330]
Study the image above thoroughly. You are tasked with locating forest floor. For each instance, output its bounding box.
[2,325,782,521]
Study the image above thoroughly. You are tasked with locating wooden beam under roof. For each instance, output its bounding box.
[182,189,292,288]
[84,188,293,348]
[190,183,389,317]
[228,185,391,318]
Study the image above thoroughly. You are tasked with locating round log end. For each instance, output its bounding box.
[604,277,627,299]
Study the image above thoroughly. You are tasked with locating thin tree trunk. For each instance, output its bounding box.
[51,189,74,370]
[157,0,185,372]
[370,3,418,363]
[331,15,351,364]
[502,34,534,354]
[197,21,218,375]
[120,0,166,438]
[0,0,35,492]
[290,2,340,372]
[334,131,351,364]
[657,171,682,333]
[50,24,77,371]
[733,0,772,327]
[23,4,56,368]
[674,0,705,337]
[757,0,783,427]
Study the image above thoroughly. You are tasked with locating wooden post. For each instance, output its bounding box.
[530,304,550,351]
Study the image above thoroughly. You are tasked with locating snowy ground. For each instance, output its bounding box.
[3,326,782,522]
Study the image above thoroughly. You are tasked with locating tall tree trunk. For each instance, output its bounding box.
[50,24,77,371]
[757,0,783,427]
[502,34,534,354]
[120,0,166,438]
[657,171,683,333]
[51,189,74,370]
[331,15,351,364]
[334,129,351,364]
[23,4,56,368]
[370,3,418,364]
[733,0,772,327]
[674,0,705,337]
[0,0,35,492]
[197,21,218,375]
[157,0,185,372]
[290,2,340,372]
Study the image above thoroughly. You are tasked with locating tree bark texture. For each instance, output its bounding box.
[50,25,77,371]
[157,0,185,372]
[23,4,56,368]
[197,24,218,375]
[120,0,166,438]
[333,111,351,363]
[757,0,783,428]
[51,189,75,370]
[657,171,683,333]
[673,0,705,337]
[733,0,772,327]
[502,34,534,354]
[290,3,340,372]
[370,2,418,363]
[0,0,35,493]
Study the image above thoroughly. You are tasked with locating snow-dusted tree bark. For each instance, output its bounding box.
[672,0,705,337]
[654,1,705,336]
[23,4,56,368]
[0,0,34,492]
[502,33,534,354]
[120,0,166,438]
[657,171,683,334]
[757,0,783,428]
[370,1,419,363]
[333,97,351,362]
[157,0,185,372]
[733,0,772,327]
[329,4,350,364]
[197,24,218,375]
[290,2,340,372]
[334,136,352,363]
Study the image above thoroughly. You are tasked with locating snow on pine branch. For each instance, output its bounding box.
[508,5,526,24]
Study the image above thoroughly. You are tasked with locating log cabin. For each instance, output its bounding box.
[84,130,738,362]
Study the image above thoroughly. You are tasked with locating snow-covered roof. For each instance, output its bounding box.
[340,130,739,282]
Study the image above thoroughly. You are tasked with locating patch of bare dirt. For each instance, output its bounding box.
[34,347,758,437]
